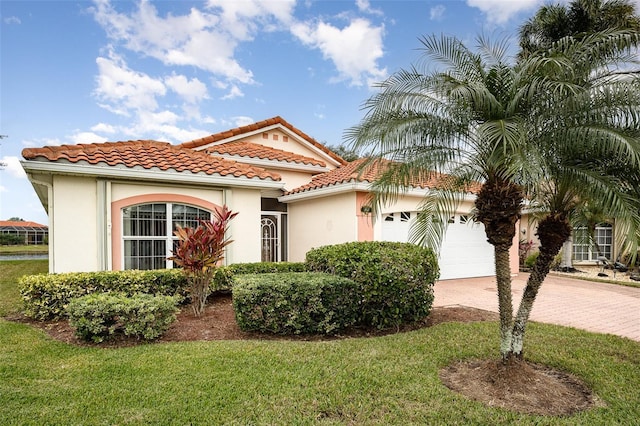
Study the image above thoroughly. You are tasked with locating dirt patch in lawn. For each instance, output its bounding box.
[7,294,598,416]
[440,358,601,416]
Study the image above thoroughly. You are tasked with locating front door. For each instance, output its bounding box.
[261,215,278,262]
[261,213,288,262]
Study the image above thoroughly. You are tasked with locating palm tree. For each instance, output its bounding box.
[519,0,640,58]
[345,29,640,362]
[511,46,640,354]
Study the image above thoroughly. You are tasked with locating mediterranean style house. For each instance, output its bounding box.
[20,116,519,279]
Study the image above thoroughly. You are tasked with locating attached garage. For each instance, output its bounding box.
[381,211,495,280]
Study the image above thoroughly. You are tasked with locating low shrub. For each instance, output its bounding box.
[233,272,359,335]
[228,262,307,275]
[20,269,189,320]
[211,267,234,292]
[306,241,439,329]
[67,293,179,343]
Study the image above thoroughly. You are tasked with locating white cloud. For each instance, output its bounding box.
[70,132,108,144]
[91,123,116,133]
[91,0,295,85]
[94,50,166,115]
[115,110,209,143]
[165,74,209,104]
[4,16,21,25]
[2,156,27,179]
[228,116,255,128]
[467,0,542,24]
[356,0,383,16]
[206,0,297,35]
[291,18,387,86]
[430,5,446,21]
[221,85,244,100]
[0,185,6,193]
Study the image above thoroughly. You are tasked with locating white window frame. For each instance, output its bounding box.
[122,202,211,270]
[572,223,613,262]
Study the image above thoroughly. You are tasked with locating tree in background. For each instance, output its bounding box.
[519,0,640,58]
[169,205,237,316]
[327,143,366,162]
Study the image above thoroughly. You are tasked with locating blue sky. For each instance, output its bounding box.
[3,0,635,224]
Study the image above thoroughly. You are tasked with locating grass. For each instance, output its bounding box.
[0,259,48,316]
[1,260,639,425]
[0,244,48,254]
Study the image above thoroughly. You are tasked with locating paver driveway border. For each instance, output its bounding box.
[434,273,640,342]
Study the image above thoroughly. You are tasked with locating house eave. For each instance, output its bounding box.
[212,154,329,174]
[279,182,434,203]
[20,160,285,190]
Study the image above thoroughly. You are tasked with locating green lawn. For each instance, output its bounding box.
[0,244,48,254]
[1,260,639,425]
[0,259,48,316]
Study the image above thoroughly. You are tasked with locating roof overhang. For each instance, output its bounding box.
[279,181,435,203]
[212,154,329,174]
[20,159,285,190]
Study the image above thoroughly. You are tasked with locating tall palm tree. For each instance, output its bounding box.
[345,29,640,362]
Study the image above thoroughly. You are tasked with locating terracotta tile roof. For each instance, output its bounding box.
[0,220,47,228]
[204,141,326,167]
[21,140,281,181]
[286,158,481,195]
[181,116,346,165]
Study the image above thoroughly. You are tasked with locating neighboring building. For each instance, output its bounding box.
[0,220,48,245]
[20,116,519,278]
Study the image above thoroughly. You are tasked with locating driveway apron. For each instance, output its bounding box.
[434,273,640,342]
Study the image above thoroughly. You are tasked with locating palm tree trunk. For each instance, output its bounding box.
[510,250,556,357]
[495,244,514,361]
[509,213,571,358]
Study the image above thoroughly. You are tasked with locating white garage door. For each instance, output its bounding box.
[381,212,495,280]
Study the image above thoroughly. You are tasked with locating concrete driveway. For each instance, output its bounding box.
[434,273,640,342]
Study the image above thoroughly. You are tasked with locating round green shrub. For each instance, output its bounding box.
[67,292,179,343]
[305,241,439,329]
[233,272,359,335]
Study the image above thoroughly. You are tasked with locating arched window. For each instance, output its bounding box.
[122,203,211,270]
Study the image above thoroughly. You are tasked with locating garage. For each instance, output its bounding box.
[381,211,495,280]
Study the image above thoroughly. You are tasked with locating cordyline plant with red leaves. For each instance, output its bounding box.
[169,205,237,316]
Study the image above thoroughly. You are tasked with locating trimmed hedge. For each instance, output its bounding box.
[19,269,189,320]
[233,272,359,335]
[67,293,179,343]
[18,264,299,320]
[211,267,234,292]
[306,241,439,329]
[228,262,307,275]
